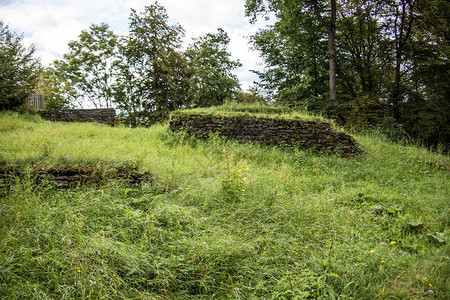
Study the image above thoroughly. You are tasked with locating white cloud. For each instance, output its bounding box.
[0,0,273,90]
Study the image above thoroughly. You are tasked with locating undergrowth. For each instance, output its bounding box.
[0,111,449,299]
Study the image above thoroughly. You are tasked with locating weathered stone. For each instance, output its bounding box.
[169,114,361,157]
[38,108,116,124]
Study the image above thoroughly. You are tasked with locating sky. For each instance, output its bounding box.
[0,0,274,90]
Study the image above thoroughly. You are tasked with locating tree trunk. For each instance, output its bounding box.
[313,0,337,107]
[328,0,337,106]
[392,52,402,120]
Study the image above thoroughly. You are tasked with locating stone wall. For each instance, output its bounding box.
[38,108,116,124]
[170,114,361,157]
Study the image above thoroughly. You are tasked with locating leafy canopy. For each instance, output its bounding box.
[0,20,41,110]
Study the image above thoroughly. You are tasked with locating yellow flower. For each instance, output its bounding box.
[429,283,432,287]
[381,260,385,263]
[305,246,308,249]
[370,249,375,253]
[390,241,396,245]
[77,269,81,273]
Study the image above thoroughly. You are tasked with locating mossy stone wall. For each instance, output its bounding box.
[38,108,116,124]
[169,114,361,157]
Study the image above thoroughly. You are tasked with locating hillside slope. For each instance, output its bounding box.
[0,111,449,299]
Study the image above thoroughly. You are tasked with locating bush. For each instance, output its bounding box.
[0,20,41,110]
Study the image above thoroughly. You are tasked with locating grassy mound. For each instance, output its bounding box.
[0,111,449,299]
[171,103,331,124]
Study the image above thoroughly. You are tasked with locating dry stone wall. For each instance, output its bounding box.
[170,114,361,157]
[38,108,116,124]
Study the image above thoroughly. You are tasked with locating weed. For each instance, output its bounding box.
[0,112,449,299]
[220,149,249,203]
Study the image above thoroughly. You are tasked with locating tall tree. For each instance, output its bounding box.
[248,1,328,109]
[246,0,337,107]
[396,0,450,148]
[114,2,187,126]
[56,23,119,108]
[312,0,337,105]
[336,1,391,125]
[387,0,417,120]
[185,28,241,107]
[0,20,41,110]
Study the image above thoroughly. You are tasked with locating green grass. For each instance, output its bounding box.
[171,103,333,125]
[0,111,449,299]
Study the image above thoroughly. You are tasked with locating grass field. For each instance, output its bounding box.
[0,111,448,299]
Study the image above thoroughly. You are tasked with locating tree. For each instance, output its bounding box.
[35,66,76,109]
[396,0,450,149]
[57,23,119,108]
[248,2,328,110]
[312,0,337,105]
[386,0,417,121]
[0,20,41,110]
[114,2,188,126]
[336,1,392,126]
[245,0,337,107]
[185,28,241,107]
[246,0,449,149]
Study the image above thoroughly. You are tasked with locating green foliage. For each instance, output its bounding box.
[238,85,268,104]
[35,67,75,109]
[52,23,119,109]
[171,103,332,124]
[1,113,449,298]
[247,0,329,110]
[0,20,41,110]
[246,0,450,150]
[34,2,243,127]
[220,150,249,203]
[185,28,242,107]
[114,3,187,126]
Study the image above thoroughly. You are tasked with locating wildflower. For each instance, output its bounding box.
[429,283,432,287]
[77,269,81,273]
[305,246,308,249]
[370,249,375,253]
[381,260,385,263]
[390,241,396,245]
[185,187,190,190]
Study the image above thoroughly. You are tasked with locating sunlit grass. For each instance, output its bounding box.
[171,103,333,124]
[0,111,448,299]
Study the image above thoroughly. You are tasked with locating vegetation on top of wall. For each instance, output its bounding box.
[171,103,334,125]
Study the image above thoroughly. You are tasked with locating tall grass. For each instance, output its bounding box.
[0,111,449,299]
[171,103,332,124]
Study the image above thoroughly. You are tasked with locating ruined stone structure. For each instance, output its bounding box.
[170,114,361,157]
[38,108,116,124]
